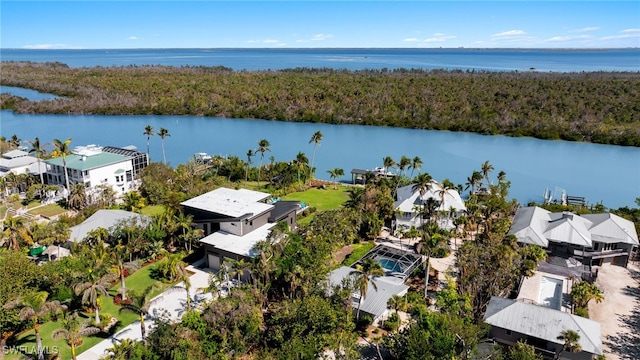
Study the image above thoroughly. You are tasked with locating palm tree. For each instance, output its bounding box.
[497,170,507,183]
[2,216,30,251]
[383,156,396,175]
[26,137,49,186]
[412,173,433,226]
[52,312,101,360]
[387,294,408,320]
[465,170,483,195]
[68,182,88,210]
[556,329,582,358]
[327,168,344,189]
[53,138,72,197]
[245,149,254,182]
[350,258,385,320]
[409,156,423,180]
[3,291,66,360]
[417,224,450,298]
[481,160,494,188]
[158,127,170,164]
[293,151,309,189]
[308,131,323,179]
[256,139,271,189]
[104,338,138,360]
[435,179,456,223]
[73,270,115,324]
[570,281,605,308]
[119,285,160,342]
[143,125,154,164]
[395,155,411,195]
[230,258,250,284]
[110,244,139,302]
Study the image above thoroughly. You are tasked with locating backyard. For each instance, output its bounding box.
[6,264,174,360]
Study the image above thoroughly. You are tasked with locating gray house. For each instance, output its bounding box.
[181,187,298,272]
[484,296,603,359]
[509,207,638,269]
[68,209,151,243]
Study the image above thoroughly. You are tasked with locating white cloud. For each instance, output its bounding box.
[128,36,142,40]
[621,28,640,33]
[600,29,640,41]
[311,33,333,41]
[492,30,526,37]
[263,39,279,44]
[403,33,456,44]
[22,43,82,49]
[569,27,600,33]
[546,36,572,42]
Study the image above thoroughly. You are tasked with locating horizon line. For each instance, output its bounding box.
[2,47,639,51]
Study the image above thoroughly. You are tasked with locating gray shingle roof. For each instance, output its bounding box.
[68,210,150,243]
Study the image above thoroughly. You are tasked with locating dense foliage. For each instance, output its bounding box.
[2,61,639,146]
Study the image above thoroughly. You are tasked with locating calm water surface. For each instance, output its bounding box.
[2,110,638,208]
[2,48,639,72]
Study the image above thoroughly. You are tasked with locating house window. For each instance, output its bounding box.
[505,329,512,336]
[115,175,124,182]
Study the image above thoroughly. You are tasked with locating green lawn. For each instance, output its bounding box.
[27,204,66,218]
[8,265,173,360]
[342,241,376,267]
[282,186,350,211]
[139,204,165,217]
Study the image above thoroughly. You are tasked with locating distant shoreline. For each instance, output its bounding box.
[2,47,638,51]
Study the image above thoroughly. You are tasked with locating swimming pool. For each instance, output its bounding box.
[378,258,403,273]
[538,276,563,310]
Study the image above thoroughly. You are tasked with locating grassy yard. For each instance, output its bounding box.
[282,186,350,211]
[7,264,173,360]
[139,204,165,217]
[27,203,66,218]
[342,241,376,267]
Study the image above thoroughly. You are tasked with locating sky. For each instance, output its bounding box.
[1,1,639,49]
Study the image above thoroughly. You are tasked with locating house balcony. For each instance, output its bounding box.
[573,248,627,260]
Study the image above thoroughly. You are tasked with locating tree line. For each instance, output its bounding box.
[1,61,639,146]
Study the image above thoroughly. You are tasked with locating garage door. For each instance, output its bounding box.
[208,254,220,271]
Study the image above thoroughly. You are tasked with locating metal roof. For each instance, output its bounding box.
[485,296,602,355]
[510,207,639,248]
[181,188,273,218]
[68,210,151,243]
[328,266,409,320]
[395,183,466,214]
[45,152,132,171]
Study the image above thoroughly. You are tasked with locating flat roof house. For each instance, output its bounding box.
[44,144,148,199]
[0,149,41,177]
[509,207,639,271]
[181,187,299,274]
[484,296,603,359]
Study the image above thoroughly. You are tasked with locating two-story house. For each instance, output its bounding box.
[180,187,299,274]
[44,144,147,198]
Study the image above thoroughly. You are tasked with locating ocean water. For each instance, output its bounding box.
[1,48,639,72]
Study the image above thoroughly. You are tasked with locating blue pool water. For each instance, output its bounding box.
[378,258,402,273]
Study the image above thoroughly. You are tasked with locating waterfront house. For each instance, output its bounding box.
[44,144,148,198]
[484,296,603,359]
[0,149,42,177]
[509,207,638,272]
[68,209,151,243]
[181,187,299,275]
[394,182,466,230]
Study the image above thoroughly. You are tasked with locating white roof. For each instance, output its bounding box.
[199,222,276,258]
[181,188,273,218]
[0,153,38,171]
[328,266,408,319]
[2,150,30,159]
[582,213,639,245]
[68,210,150,243]
[395,182,466,214]
[485,296,602,355]
[510,206,639,248]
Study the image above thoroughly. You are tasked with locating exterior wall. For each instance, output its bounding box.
[490,327,595,360]
[46,160,134,196]
[219,211,270,236]
[203,245,252,282]
[280,209,298,230]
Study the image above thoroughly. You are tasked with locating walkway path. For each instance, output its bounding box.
[77,263,215,360]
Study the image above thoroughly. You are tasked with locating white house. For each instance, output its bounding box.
[0,149,39,177]
[44,144,147,198]
[395,182,466,230]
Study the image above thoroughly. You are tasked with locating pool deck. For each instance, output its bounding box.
[516,271,573,312]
